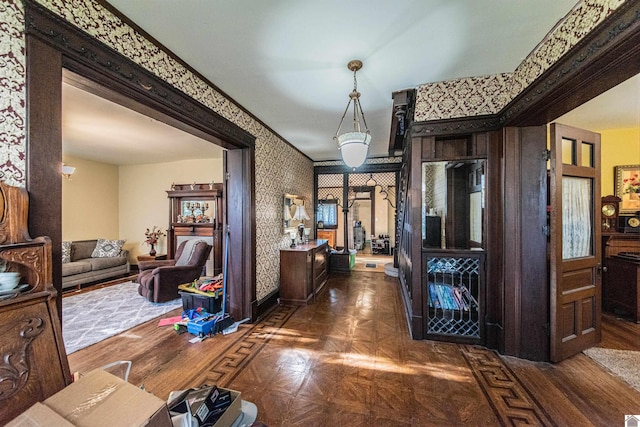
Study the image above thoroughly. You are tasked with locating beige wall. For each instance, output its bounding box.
[62,155,119,241]
[119,158,223,261]
[600,128,640,196]
[62,155,224,263]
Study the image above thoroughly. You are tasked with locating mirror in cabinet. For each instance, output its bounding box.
[284,193,311,243]
[422,160,485,250]
[178,200,215,224]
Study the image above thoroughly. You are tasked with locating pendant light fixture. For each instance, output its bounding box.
[334,59,371,169]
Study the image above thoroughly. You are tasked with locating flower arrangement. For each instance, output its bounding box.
[623,174,640,194]
[143,226,165,246]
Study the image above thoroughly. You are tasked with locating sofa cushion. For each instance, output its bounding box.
[62,261,92,277]
[86,256,127,271]
[71,240,98,261]
[92,239,126,258]
[62,241,71,264]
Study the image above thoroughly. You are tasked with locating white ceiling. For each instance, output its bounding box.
[62,82,224,165]
[63,0,638,166]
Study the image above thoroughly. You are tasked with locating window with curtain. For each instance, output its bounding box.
[562,176,593,260]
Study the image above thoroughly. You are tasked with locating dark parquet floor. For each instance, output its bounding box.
[67,271,640,426]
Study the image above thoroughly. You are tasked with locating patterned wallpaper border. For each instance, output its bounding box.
[415,0,628,122]
[0,0,26,185]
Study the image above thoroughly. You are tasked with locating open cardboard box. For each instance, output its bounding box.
[168,386,242,427]
[7,369,172,427]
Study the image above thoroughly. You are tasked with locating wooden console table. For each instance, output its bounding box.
[279,240,329,305]
[605,254,640,322]
[137,253,167,262]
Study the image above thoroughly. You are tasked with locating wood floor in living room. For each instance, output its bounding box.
[67,271,640,426]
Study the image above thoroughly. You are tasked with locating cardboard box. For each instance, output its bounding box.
[210,388,241,427]
[187,386,220,424]
[168,387,241,427]
[5,402,73,427]
[7,369,172,427]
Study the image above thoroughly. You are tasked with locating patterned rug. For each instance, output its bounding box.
[583,347,640,392]
[62,281,182,354]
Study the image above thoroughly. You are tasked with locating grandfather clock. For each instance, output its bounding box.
[601,195,621,232]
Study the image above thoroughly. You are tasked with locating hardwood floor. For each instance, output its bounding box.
[67,272,640,426]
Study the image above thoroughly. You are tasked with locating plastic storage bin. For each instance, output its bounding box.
[179,291,222,314]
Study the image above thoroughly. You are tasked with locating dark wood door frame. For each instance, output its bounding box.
[23,1,256,320]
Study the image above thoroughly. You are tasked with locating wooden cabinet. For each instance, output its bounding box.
[279,240,329,305]
[167,183,224,276]
[0,183,70,424]
[601,231,640,308]
[317,229,336,249]
[605,255,640,322]
[423,249,485,344]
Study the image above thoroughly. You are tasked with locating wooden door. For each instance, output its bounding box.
[549,123,601,362]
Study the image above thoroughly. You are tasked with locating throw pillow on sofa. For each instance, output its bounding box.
[92,238,126,258]
[62,241,72,263]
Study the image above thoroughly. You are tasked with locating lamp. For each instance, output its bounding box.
[292,205,310,243]
[62,163,76,180]
[292,205,310,221]
[334,59,371,169]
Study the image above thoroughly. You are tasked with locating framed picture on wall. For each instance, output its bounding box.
[615,165,640,213]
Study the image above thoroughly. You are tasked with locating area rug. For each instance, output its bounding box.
[583,347,640,392]
[62,281,182,354]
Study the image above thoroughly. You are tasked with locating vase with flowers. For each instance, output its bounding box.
[624,174,640,195]
[143,226,165,256]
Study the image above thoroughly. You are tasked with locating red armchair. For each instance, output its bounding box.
[137,239,212,303]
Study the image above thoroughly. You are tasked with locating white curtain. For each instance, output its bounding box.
[562,177,592,260]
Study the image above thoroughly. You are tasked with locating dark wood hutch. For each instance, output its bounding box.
[166,183,224,277]
[0,183,70,424]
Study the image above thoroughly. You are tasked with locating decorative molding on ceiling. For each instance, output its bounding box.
[413,0,629,123]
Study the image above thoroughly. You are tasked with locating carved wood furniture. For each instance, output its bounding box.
[279,240,329,305]
[0,182,70,424]
[167,183,224,277]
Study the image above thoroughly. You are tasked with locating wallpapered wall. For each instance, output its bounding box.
[0,0,312,302]
[414,0,627,121]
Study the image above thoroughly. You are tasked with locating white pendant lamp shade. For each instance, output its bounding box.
[334,60,371,169]
[337,131,371,169]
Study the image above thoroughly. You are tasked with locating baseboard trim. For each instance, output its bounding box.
[256,289,279,321]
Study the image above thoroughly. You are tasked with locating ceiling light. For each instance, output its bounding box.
[334,60,371,169]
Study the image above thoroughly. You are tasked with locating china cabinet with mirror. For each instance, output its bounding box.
[167,183,224,276]
[395,129,500,347]
[421,158,486,344]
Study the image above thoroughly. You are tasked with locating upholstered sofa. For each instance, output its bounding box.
[62,239,130,290]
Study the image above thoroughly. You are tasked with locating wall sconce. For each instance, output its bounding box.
[62,164,76,180]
